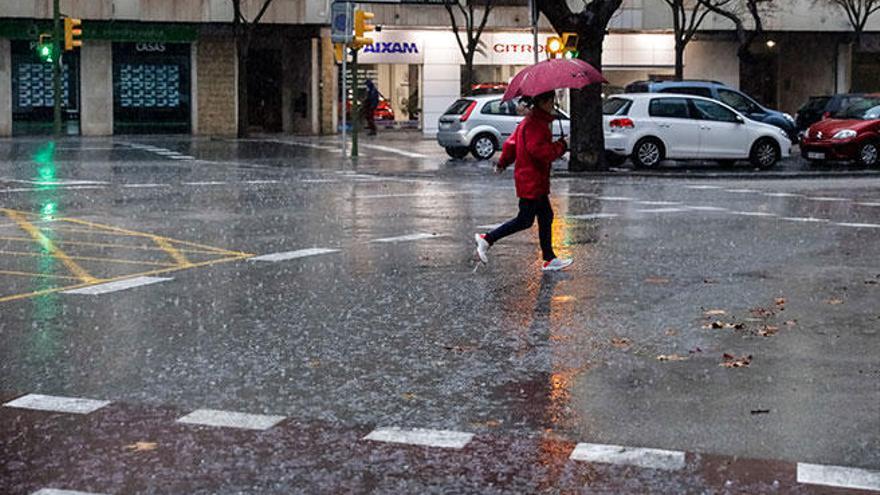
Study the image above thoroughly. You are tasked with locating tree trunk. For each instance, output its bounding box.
[461,53,475,96]
[674,41,685,80]
[569,32,606,172]
[236,35,250,138]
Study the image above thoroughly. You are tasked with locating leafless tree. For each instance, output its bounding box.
[539,0,623,171]
[444,0,495,96]
[817,0,880,41]
[698,0,775,63]
[232,0,275,138]
[664,0,712,80]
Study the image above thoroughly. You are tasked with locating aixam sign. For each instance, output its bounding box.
[357,33,424,64]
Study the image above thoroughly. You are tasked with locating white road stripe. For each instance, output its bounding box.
[781,217,830,223]
[372,233,442,243]
[684,206,728,211]
[358,143,429,158]
[684,185,722,190]
[32,489,108,495]
[182,181,227,186]
[637,201,681,206]
[855,202,880,207]
[63,277,172,295]
[364,427,474,449]
[834,222,880,228]
[596,196,634,201]
[806,196,849,202]
[301,179,339,183]
[566,193,598,197]
[176,409,285,431]
[244,180,280,184]
[569,443,686,471]
[122,183,168,188]
[153,150,180,155]
[725,188,760,193]
[797,463,880,491]
[729,211,776,217]
[635,207,688,213]
[568,213,618,220]
[169,155,195,160]
[4,394,110,415]
[763,192,801,197]
[250,248,339,262]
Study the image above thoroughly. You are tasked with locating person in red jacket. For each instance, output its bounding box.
[474,91,572,271]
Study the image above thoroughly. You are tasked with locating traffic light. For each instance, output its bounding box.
[353,9,375,50]
[64,17,82,51]
[37,34,55,63]
[546,32,578,59]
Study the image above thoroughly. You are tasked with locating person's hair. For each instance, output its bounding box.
[534,91,555,106]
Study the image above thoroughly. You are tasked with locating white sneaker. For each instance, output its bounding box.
[542,257,573,271]
[474,233,490,263]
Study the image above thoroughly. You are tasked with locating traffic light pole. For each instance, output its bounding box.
[52,0,62,137]
[341,50,347,157]
[351,48,359,159]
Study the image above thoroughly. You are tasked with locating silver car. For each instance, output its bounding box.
[437,94,570,160]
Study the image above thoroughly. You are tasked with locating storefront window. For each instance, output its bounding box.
[10,40,80,136]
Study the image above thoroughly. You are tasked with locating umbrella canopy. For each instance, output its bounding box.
[502,58,606,102]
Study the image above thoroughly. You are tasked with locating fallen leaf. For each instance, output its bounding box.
[825,298,844,305]
[784,320,798,327]
[774,298,786,306]
[704,309,727,316]
[720,354,752,368]
[125,441,157,452]
[657,354,689,362]
[757,325,779,337]
[645,277,670,284]
[553,295,575,302]
[401,392,417,401]
[611,337,631,349]
[664,328,678,336]
[470,419,502,428]
[750,307,774,318]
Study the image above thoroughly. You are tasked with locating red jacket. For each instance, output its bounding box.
[497,108,567,199]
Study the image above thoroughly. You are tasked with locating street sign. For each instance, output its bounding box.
[330,2,353,44]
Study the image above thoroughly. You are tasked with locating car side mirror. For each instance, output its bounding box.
[735,115,745,124]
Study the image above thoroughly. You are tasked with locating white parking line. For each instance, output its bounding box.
[182,181,227,186]
[684,206,728,212]
[176,409,286,431]
[4,394,110,415]
[364,427,474,449]
[371,233,442,243]
[763,192,801,197]
[250,248,340,262]
[834,222,880,228]
[122,183,168,189]
[797,463,880,491]
[806,196,849,202]
[567,213,619,220]
[62,277,172,295]
[358,143,429,159]
[637,201,681,206]
[729,211,776,217]
[684,185,722,190]
[855,202,880,207]
[243,180,280,184]
[169,155,195,160]
[635,207,688,214]
[596,196,634,201]
[569,443,686,471]
[781,217,830,223]
[32,489,109,495]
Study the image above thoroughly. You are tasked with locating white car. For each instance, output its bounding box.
[603,93,792,169]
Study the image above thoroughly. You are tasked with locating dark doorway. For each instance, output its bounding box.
[740,52,778,109]
[851,50,880,92]
[247,48,283,133]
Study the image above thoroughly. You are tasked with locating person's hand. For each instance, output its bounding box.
[493,161,504,174]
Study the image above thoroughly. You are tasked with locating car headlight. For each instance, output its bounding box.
[783,113,795,124]
[832,129,857,140]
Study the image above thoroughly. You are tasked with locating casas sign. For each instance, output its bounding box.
[136,43,166,52]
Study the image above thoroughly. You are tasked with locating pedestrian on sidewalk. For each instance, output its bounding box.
[363,79,379,136]
[474,91,572,271]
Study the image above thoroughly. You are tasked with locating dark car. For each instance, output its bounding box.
[800,94,880,167]
[795,93,867,133]
[624,79,798,141]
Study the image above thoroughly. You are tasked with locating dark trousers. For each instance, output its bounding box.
[364,105,377,134]
[485,196,556,262]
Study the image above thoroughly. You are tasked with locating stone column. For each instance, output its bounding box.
[196,38,237,135]
[319,29,337,135]
[80,40,113,136]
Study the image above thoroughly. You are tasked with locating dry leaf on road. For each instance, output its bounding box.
[774,298,786,306]
[704,309,727,316]
[657,354,689,362]
[611,337,631,349]
[125,441,157,452]
[757,325,779,337]
[825,298,844,305]
[720,353,752,368]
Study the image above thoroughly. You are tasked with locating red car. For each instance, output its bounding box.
[344,97,395,121]
[801,94,880,167]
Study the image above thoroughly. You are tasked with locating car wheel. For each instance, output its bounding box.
[750,138,780,169]
[445,147,469,160]
[470,134,497,160]
[857,141,879,167]
[632,138,664,168]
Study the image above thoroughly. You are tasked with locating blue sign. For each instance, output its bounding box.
[363,42,419,54]
[330,2,353,44]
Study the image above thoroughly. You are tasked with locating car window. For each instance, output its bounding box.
[603,98,632,116]
[648,98,691,119]
[835,97,880,119]
[718,89,760,114]
[444,99,475,115]
[480,99,517,116]
[802,97,830,112]
[659,86,712,98]
[692,99,740,123]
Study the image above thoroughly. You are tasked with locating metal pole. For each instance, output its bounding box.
[530,0,538,64]
[52,0,62,136]
[341,48,347,155]
[351,48,359,158]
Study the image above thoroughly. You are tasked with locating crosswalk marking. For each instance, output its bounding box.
[834,222,880,228]
[364,427,474,449]
[4,394,110,415]
[250,248,340,262]
[371,233,441,243]
[797,463,880,491]
[62,277,172,295]
[569,443,686,471]
[176,409,286,431]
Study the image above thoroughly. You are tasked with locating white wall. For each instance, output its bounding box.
[79,40,113,136]
[683,40,740,89]
[0,39,10,136]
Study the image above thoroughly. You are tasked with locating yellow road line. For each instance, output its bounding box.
[0,270,81,280]
[58,217,249,256]
[1,209,99,284]
[0,235,221,255]
[154,237,191,267]
[0,254,252,303]
[0,249,178,267]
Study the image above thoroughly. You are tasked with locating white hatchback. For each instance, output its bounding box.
[603,93,792,169]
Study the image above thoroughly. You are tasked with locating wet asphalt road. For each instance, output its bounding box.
[0,136,878,494]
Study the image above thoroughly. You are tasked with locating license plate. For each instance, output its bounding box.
[807,152,825,160]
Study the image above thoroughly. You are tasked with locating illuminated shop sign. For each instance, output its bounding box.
[363,41,419,54]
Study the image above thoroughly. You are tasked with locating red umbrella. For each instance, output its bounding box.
[502,58,606,102]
